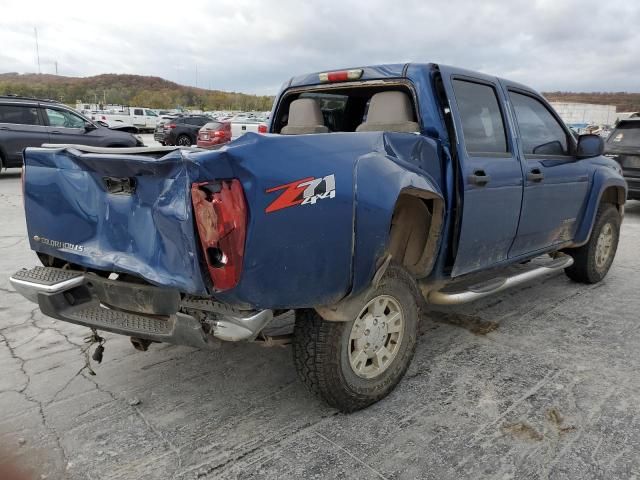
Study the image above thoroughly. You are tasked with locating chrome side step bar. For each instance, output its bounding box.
[427,254,574,306]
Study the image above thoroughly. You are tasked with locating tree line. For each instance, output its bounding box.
[0,73,275,111]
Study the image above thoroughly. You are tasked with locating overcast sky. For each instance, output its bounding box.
[0,0,638,95]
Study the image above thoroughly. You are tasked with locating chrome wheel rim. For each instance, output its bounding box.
[595,222,614,270]
[348,295,404,379]
[178,136,191,146]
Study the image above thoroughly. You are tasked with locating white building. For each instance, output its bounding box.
[549,102,617,126]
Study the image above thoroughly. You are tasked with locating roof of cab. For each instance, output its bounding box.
[286,62,538,96]
[288,63,417,88]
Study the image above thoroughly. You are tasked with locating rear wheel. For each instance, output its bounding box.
[292,264,420,412]
[564,203,620,283]
[177,134,192,146]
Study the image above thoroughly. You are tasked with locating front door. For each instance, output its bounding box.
[44,107,91,145]
[442,75,524,276]
[505,89,590,257]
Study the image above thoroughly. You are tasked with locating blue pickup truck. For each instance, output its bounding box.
[10,63,627,412]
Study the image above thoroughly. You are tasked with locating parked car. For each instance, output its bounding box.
[0,95,143,169]
[605,118,640,200]
[11,63,626,413]
[197,121,232,148]
[88,107,159,133]
[230,117,268,139]
[153,115,182,145]
[162,115,210,146]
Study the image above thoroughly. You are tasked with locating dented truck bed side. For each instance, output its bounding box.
[23,131,444,309]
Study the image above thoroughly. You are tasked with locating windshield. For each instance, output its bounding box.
[607,122,640,148]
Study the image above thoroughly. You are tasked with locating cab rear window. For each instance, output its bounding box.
[273,83,418,134]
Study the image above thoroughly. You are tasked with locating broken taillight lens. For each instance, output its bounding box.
[191,179,247,291]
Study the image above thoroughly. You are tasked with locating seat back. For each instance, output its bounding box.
[356,91,420,133]
[281,98,329,135]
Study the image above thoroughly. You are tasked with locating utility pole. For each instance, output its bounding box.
[195,64,198,89]
[34,27,41,74]
[54,61,58,75]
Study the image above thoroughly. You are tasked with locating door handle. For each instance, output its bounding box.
[0,126,9,130]
[469,169,491,186]
[527,168,544,182]
[50,130,62,134]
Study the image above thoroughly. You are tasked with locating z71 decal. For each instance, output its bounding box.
[265,174,336,213]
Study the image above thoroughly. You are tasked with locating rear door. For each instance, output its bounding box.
[506,89,589,257]
[186,117,208,140]
[132,108,145,127]
[442,75,524,276]
[0,104,49,164]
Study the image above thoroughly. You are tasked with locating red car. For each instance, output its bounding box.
[197,121,232,148]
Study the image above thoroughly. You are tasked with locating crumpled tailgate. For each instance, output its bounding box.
[23,147,209,294]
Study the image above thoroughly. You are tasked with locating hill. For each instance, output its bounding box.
[0,73,274,111]
[542,92,640,112]
[1,72,639,113]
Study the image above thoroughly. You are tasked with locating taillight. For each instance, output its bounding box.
[166,123,176,129]
[191,180,247,291]
[258,124,267,134]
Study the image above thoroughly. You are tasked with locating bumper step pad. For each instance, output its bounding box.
[12,266,83,286]
[10,266,274,347]
[65,305,172,335]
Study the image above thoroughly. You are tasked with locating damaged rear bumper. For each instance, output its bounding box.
[9,266,273,348]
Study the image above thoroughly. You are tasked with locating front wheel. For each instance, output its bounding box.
[564,203,621,283]
[292,264,420,412]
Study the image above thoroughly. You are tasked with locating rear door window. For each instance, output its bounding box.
[133,108,144,116]
[509,92,570,156]
[0,105,43,125]
[452,79,508,154]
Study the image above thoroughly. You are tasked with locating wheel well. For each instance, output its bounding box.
[601,186,625,211]
[388,192,444,277]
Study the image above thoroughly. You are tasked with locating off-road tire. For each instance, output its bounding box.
[292,264,420,412]
[564,203,620,284]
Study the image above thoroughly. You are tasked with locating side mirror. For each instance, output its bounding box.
[84,121,97,132]
[576,134,604,159]
[96,120,109,128]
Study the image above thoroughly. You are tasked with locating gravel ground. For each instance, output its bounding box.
[1,169,639,479]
